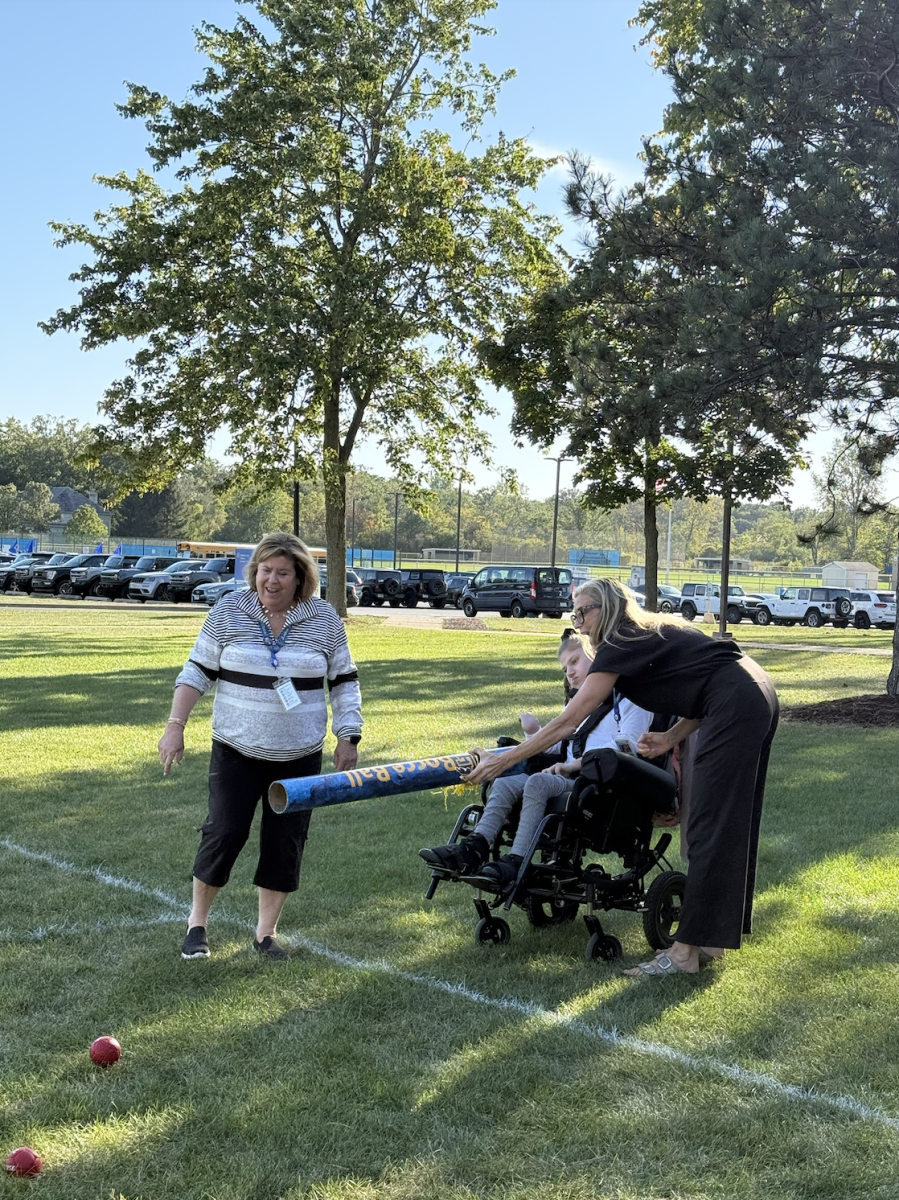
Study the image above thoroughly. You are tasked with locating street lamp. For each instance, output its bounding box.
[545,455,569,569]
[455,475,463,573]
[390,492,401,570]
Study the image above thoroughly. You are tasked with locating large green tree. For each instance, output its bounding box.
[632,0,899,682]
[42,0,560,613]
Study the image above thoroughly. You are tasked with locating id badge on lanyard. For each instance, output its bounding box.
[273,677,302,710]
[258,619,301,711]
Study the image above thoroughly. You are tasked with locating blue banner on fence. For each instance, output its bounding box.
[569,549,620,566]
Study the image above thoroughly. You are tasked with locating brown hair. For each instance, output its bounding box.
[573,577,680,650]
[246,532,320,602]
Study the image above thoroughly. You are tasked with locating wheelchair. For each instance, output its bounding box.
[421,741,686,963]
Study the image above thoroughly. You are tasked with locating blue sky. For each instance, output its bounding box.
[0,0,857,505]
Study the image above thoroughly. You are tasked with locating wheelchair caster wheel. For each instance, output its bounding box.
[475,917,511,946]
[586,933,622,963]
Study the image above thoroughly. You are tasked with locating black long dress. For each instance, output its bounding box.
[588,622,778,948]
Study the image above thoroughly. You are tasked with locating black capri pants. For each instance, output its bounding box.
[193,740,322,893]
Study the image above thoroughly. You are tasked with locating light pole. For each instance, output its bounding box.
[455,475,463,573]
[546,455,569,568]
[350,498,356,569]
[390,492,401,570]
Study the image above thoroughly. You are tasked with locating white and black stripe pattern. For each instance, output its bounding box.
[175,589,363,762]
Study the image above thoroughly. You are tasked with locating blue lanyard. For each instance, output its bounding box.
[612,689,621,726]
[258,620,292,670]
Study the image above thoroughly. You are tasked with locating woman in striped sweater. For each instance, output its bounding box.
[158,533,363,961]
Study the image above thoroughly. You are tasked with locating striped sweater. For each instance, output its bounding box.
[175,588,363,761]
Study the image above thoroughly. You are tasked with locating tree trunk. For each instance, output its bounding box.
[889,622,899,696]
[643,485,659,613]
[889,542,899,696]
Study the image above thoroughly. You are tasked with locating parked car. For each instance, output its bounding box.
[11,553,75,594]
[678,583,749,624]
[191,579,249,606]
[30,553,107,597]
[461,565,572,618]
[95,555,181,600]
[68,553,140,598]
[631,583,682,613]
[164,557,235,603]
[849,589,896,629]
[741,592,784,623]
[319,569,360,608]
[356,568,403,607]
[0,552,55,591]
[129,559,199,602]
[446,572,475,608]
[397,568,449,608]
[752,586,853,628]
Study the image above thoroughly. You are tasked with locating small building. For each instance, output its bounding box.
[421,547,482,563]
[695,556,754,573]
[821,561,881,589]
[48,487,111,534]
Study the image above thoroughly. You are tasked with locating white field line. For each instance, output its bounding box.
[3,836,898,1135]
[0,913,183,943]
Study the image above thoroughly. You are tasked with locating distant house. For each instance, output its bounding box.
[694,556,754,573]
[48,487,111,534]
[820,561,880,589]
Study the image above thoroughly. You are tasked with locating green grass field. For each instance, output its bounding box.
[1,605,898,1200]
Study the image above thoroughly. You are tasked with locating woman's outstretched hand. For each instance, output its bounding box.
[465,748,509,787]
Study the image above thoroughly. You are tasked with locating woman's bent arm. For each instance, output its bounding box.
[466,671,618,785]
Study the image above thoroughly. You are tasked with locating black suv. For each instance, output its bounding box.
[398,568,449,608]
[95,555,180,600]
[446,572,475,608]
[320,568,361,607]
[1,553,54,591]
[461,565,572,618]
[166,557,235,603]
[68,553,140,598]
[31,553,108,597]
[356,569,403,607]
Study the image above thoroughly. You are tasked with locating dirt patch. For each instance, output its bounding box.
[784,693,899,728]
[443,616,489,631]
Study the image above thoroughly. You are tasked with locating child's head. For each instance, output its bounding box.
[558,631,593,693]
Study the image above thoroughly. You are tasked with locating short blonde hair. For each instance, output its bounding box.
[246,532,320,602]
[573,578,679,650]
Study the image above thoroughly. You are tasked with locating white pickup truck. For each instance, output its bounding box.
[752,586,852,628]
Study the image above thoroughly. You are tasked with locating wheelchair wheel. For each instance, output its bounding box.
[475,917,511,946]
[642,870,687,949]
[524,895,579,927]
[586,932,622,962]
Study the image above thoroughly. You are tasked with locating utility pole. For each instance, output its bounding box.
[293,480,300,538]
[349,498,356,570]
[390,492,401,570]
[546,456,568,568]
[455,476,463,573]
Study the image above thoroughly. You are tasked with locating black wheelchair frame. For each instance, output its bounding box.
[422,745,686,963]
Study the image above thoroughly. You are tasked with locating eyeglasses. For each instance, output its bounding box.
[572,603,601,625]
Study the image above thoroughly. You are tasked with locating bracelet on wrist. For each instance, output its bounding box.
[166,717,187,728]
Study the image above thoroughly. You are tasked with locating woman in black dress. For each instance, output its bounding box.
[465,578,778,976]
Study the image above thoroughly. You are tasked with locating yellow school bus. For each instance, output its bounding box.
[176,540,327,564]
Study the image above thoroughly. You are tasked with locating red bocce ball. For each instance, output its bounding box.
[89,1035,122,1067]
[5,1147,42,1177]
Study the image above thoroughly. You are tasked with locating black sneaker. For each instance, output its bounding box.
[419,832,490,874]
[253,935,289,961]
[181,925,210,959]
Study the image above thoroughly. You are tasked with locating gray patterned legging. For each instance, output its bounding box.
[475,772,576,858]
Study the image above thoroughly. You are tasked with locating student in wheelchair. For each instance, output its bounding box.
[420,633,652,887]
